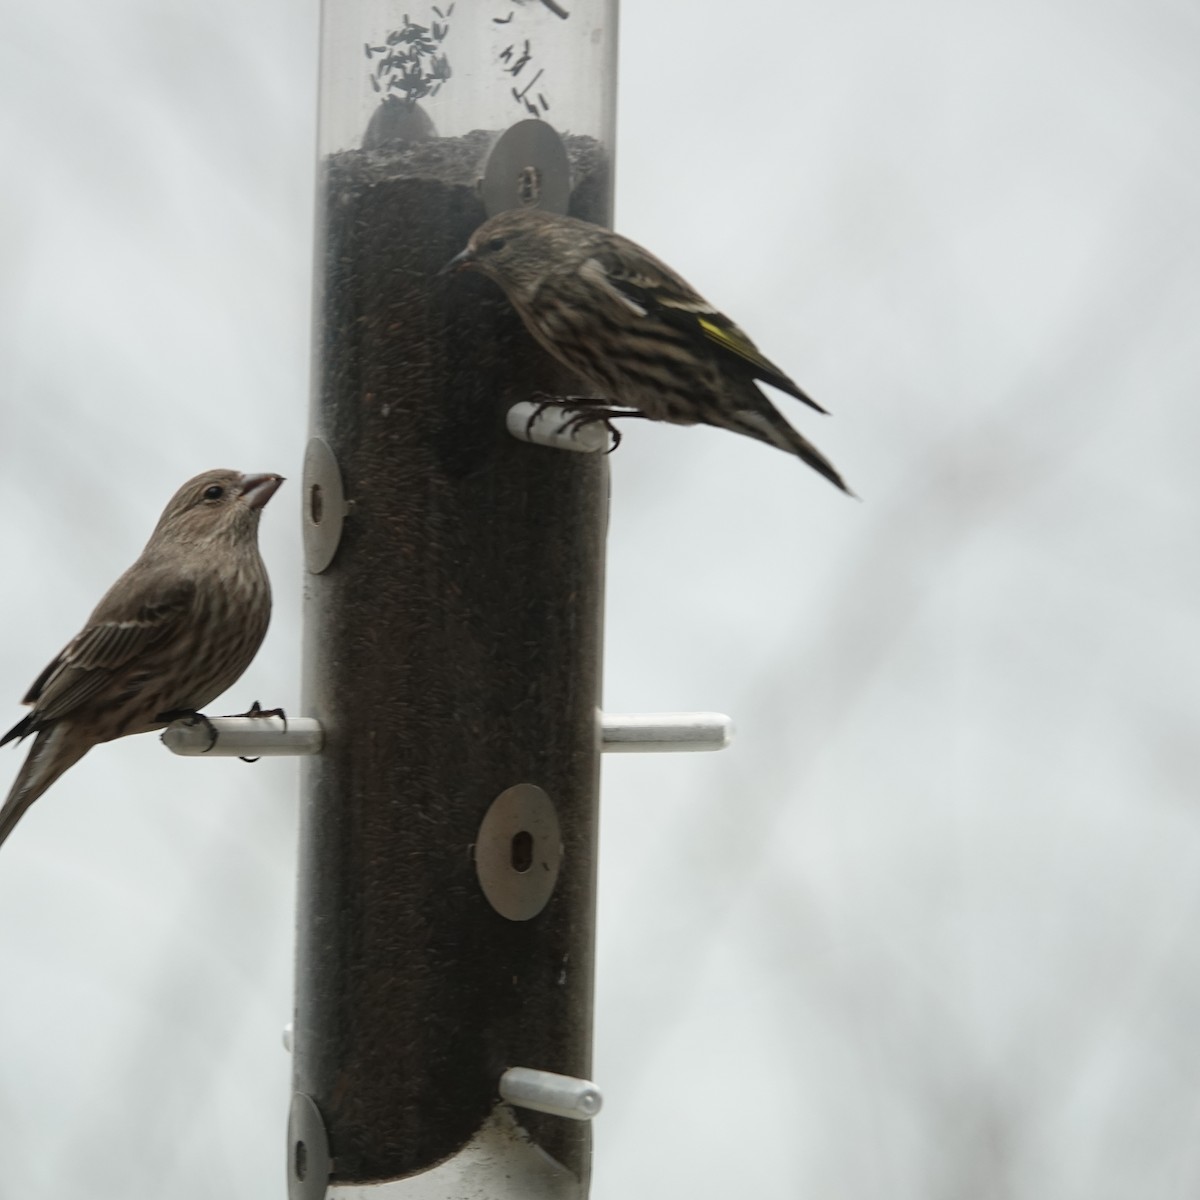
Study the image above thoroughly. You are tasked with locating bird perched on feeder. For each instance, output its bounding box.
[441,207,850,493]
[0,469,283,850]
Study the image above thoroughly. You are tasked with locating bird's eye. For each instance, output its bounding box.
[203,485,225,501]
[485,237,507,253]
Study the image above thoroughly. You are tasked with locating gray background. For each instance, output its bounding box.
[1,0,1197,1196]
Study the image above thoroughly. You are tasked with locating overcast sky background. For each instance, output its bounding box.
[1,0,1198,1196]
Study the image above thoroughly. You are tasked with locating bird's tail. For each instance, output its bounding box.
[714,393,853,495]
[0,725,91,850]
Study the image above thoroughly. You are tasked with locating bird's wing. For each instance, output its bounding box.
[21,574,197,722]
[591,243,827,414]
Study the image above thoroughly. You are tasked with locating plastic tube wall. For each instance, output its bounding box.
[293,1,618,1196]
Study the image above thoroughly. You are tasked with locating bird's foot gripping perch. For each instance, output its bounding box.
[229,699,288,729]
[227,700,288,762]
[526,394,646,453]
[156,709,220,753]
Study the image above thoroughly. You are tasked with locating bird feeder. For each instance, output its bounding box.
[293,2,618,1199]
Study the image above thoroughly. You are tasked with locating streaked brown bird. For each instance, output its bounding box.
[441,207,850,492]
[0,469,283,850]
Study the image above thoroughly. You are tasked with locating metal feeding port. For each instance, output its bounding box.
[302,437,348,575]
[481,118,572,216]
[475,783,563,921]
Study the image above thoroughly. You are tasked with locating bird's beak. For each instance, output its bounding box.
[437,246,475,277]
[238,473,285,511]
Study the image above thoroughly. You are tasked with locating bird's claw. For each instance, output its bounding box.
[158,708,219,753]
[238,700,288,730]
[235,700,287,763]
[523,392,585,440]
[558,408,624,452]
[525,393,628,452]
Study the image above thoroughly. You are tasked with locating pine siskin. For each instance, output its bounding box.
[441,208,850,492]
[0,469,283,850]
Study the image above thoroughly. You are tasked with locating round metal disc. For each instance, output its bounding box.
[287,1092,332,1200]
[481,120,571,217]
[302,437,346,575]
[475,784,563,921]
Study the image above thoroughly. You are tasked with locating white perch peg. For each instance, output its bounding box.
[601,711,734,753]
[162,716,324,757]
[506,401,613,454]
[499,1067,603,1121]
[164,711,733,759]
